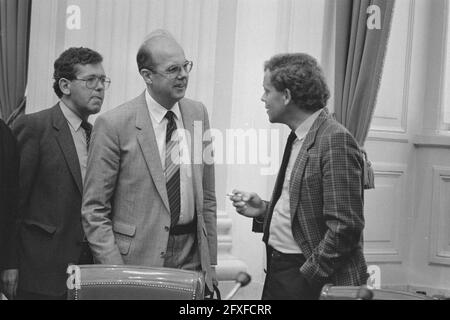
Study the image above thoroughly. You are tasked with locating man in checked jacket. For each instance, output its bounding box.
[230,53,368,300]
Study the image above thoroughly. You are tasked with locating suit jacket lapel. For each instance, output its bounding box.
[52,104,83,195]
[179,100,202,213]
[135,92,171,213]
[289,109,330,221]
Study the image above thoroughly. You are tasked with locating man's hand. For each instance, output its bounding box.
[1,269,19,300]
[211,266,218,287]
[229,189,266,219]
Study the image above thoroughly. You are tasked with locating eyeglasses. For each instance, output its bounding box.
[73,76,111,90]
[148,61,193,79]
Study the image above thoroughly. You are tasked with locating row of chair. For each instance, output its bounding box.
[66,265,441,300]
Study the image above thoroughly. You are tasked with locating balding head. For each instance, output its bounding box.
[143,29,175,43]
[136,29,190,109]
[136,29,184,72]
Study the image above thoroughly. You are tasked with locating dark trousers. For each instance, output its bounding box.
[17,242,93,300]
[78,241,94,265]
[17,290,66,300]
[262,247,322,300]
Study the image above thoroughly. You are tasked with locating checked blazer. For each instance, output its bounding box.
[254,108,369,287]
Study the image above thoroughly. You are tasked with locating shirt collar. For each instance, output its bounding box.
[294,108,323,141]
[59,101,83,131]
[145,89,181,124]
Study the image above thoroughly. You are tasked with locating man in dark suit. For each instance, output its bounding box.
[230,53,368,300]
[0,119,19,299]
[1,47,109,299]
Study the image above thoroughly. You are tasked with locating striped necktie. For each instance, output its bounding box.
[164,111,181,227]
[79,121,93,244]
[81,121,92,150]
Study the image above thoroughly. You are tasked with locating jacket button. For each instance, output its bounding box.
[164,226,170,232]
[160,252,165,257]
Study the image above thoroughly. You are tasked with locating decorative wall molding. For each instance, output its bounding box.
[428,166,450,266]
[421,0,448,132]
[434,0,449,131]
[370,0,415,134]
[366,131,410,144]
[413,133,450,148]
[364,163,407,263]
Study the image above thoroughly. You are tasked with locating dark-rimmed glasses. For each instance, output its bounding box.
[147,61,193,79]
[73,76,111,90]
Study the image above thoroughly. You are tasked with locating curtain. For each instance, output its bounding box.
[334,0,395,189]
[0,0,32,124]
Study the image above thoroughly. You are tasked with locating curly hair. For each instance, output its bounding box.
[53,47,103,98]
[264,53,330,112]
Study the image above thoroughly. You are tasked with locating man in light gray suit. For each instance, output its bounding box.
[81,30,217,295]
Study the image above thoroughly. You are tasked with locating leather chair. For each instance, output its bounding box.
[319,284,436,300]
[67,265,205,300]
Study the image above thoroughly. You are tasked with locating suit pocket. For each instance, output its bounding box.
[113,221,136,237]
[113,221,136,255]
[21,219,56,267]
[23,219,57,235]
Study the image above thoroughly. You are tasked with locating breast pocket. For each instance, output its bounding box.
[113,221,136,255]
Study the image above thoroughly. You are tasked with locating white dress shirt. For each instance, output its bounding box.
[145,90,195,224]
[268,109,322,254]
[59,102,89,183]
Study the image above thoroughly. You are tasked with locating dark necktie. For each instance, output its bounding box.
[81,121,92,150]
[164,111,181,227]
[80,121,92,245]
[263,131,297,241]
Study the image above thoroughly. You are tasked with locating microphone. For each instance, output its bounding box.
[224,272,251,300]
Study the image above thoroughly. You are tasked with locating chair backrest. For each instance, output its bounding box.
[67,265,205,300]
[319,284,436,300]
